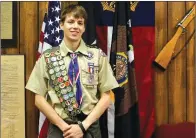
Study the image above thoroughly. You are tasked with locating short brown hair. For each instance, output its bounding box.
[61,5,88,25]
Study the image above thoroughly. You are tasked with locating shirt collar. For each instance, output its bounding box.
[59,39,88,56]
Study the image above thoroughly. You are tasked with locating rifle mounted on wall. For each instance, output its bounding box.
[154,5,195,71]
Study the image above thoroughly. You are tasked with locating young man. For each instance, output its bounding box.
[26,5,119,138]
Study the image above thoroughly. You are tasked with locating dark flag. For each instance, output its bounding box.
[78,2,97,46]
[110,2,140,138]
[131,2,155,138]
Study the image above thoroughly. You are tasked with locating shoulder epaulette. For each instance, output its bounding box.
[86,44,99,49]
[43,46,60,54]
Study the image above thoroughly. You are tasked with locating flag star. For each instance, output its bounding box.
[55,36,61,43]
[51,29,55,34]
[44,32,49,39]
[55,16,60,23]
[55,26,60,33]
[55,6,60,13]
[40,2,63,48]
[48,19,53,26]
[51,7,54,12]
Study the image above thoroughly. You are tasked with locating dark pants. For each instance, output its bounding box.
[47,120,101,138]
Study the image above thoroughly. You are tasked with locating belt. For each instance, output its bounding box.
[64,112,88,124]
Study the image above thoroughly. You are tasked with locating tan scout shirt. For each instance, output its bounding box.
[26,39,119,119]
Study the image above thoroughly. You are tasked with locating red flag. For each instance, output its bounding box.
[132,2,155,138]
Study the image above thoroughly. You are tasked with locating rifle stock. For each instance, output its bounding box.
[154,5,195,70]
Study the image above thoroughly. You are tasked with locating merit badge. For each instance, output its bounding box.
[63,94,69,100]
[62,70,67,76]
[56,72,61,78]
[76,109,81,114]
[68,92,74,98]
[53,61,58,67]
[57,77,63,83]
[48,63,53,69]
[57,55,62,60]
[51,74,56,80]
[66,100,71,106]
[65,81,70,87]
[45,53,50,57]
[59,83,65,89]
[51,52,55,57]
[60,65,66,70]
[54,66,60,72]
[53,80,58,85]
[45,58,51,63]
[51,57,57,62]
[56,91,61,97]
[66,86,72,92]
[55,86,60,91]
[73,103,78,108]
[59,60,64,65]
[55,50,60,55]
[71,98,76,103]
[63,76,68,81]
[68,105,73,111]
[49,69,54,74]
[61,89,67,94]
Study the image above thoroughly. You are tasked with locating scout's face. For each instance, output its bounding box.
[60,13,85,42]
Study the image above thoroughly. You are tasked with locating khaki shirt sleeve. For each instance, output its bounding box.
[98,50,119,93]
[25,55,49,97]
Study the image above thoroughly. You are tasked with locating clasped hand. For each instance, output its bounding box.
[63,124,84,138]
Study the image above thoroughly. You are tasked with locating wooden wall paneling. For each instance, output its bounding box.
[19,2,39,138]
[154,2,169,126]
[167,2,187,123]
[1,2,20,54]
[186,2,195,122]
[61,1,78,9]
[32,2,49,136]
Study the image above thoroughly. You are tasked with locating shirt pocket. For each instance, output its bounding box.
[81,66,98,89]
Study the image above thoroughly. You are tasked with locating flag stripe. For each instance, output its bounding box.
[107,26,113,59]
[96,26,108,54]
[107,26,114,138]
[133,26,155,138]
[38,2,63,138]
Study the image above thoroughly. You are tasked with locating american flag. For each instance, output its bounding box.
[37,1,63,138]
[37,1,63,57]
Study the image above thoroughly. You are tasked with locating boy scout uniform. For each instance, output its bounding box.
[26,39,119,137]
